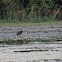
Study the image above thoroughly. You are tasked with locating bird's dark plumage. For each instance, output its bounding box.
[17,31,23,35]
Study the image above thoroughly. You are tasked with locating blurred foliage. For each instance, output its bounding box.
[0,0,62,22]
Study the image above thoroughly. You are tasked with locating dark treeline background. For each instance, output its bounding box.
[0,0,62,22]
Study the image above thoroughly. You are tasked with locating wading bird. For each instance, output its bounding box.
[17,28,23,35]
[17,30,23,35]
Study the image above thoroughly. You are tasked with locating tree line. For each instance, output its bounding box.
[0,0,62,22]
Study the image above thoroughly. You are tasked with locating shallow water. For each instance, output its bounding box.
[0,30,62,41]
[0,31,61,36]
[0,25,62,40]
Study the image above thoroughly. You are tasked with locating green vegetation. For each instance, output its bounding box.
[0,0,62,23]
[0,35,61,45]
[0,20,62,26]
[0,38,52,45]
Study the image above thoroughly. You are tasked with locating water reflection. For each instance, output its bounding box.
[17,40,23,44]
